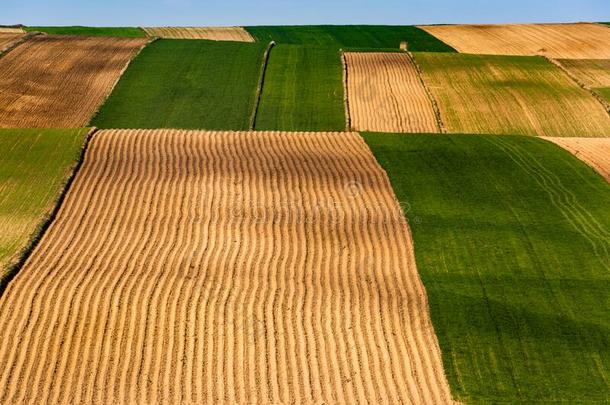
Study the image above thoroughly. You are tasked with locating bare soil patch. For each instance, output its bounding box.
[419,23,610,59]
[143,27,254,42]
[543,137,610,182]
[0,129,454,404]
[0,35,148,128]
[345,52,440,133]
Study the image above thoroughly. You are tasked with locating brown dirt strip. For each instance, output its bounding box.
[0,35,148,128]
[543,137,610,183]
[0,129,455,404]
[345,52,440,133]
[143,27,255,42]
[0,33,25,53]
[419,23,610,59]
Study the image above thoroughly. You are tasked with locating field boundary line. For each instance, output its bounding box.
[341,51,352,131]
[0,127,99,298]
[0,31,41,59]
[545,56,610,116]
[408,52,447,133]
[87,36,158,126]
[250,41,275,130]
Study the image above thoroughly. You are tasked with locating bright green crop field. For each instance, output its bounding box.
[0,128,89,288]
[246,25,456,52]
[25,26,146,37]
[255,45,345,131]
[363,133,610,404]
[92,39,267,129]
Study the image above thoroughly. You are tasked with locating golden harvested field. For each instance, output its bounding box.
[0,129,454,404]
[414,52,610,137]
[543,137,610,182]
[344,52,440,133]
[0,35,148,128]
[143,26,254,42]
[0,27,24,34]
[419,23,610,59]
[0,33,24,52]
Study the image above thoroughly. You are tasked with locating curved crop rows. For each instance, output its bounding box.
[143,27,254,42]
[543,137,610,183]
[419,23,610,59]
[0,129,454,404]
[0,35,148,128]
[345,52,440,133]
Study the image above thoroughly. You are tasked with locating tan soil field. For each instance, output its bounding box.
[414,52,610,137]
[345,52,440,133]
[0,129,454,404]
[0,33,24,52]
[419,23,610,59]
[0,35,148,128]
[0,27,24,34]
[143,26,255,42]
[543,137,610,182]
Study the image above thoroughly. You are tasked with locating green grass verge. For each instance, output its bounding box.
[594,87,610,104]
[254,45,345,131]
[24,26,146,37]
[245,25,456,52]
[0,128,89,284]
[363,133,610,404]
[92,39,267,130]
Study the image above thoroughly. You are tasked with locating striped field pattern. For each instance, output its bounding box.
[345,52,440,133]
[0,129,454,404]
[143,27,254,42]
[0,33,24,52]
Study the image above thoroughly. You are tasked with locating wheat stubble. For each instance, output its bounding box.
[143,27,254,42]
[419,23,610,59]
[0,129,453,404]
[0,33,24,53]
[543,137,610,183]
[0,35,148,128]
[345,52,439,133]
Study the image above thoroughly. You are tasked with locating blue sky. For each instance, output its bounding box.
[2,0,609,26]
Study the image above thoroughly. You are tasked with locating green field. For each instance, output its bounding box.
[596,87,610,104]
[0,128,89,288]
[246,25,456,52]
[92,39,267,129]
[363,133,610,404]
[414,52,610,137]
[254,45,345,131]
[24,26,146,37]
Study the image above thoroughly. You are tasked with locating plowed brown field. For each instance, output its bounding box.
[345,52,440,133]
[0,129,454,404]
[0,33,24,52]
[0,35,148,128]
[143,27,254,42]
[543,137,610,182]
[419,23,610,59]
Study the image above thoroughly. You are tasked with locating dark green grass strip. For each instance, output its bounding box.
[24,26,146,37]
[255,45,345,131]
[245,25,456,52]
[363,133,610,404]
[92,39,267,130]
[0,128,91,295]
